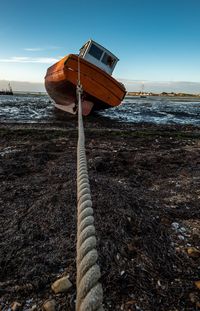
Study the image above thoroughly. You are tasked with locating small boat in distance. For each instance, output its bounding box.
[45,39,126,115]
[0,83,13,95]
[140,82,147,98]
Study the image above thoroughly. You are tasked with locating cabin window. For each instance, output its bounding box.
[88,44,103,60]
[101,52,115,68]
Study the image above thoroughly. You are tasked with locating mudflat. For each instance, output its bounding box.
[0,117,200,310]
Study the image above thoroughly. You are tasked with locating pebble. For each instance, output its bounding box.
[42,299,56,311]
[179,227,187,234]
[171,222,180,230]
[187,247,200,258]
[11,302,22,311]
[189,292,200,307]
[178,234,185,240]
[194,280,200,290]
[171,222,188,236]
[51,276,72,294]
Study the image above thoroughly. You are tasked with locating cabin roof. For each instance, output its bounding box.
[80,39,119,61]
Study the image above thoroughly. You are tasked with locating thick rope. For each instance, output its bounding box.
[76,80,104,311]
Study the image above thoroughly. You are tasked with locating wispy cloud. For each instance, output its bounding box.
[0,56,60,63]
[24,48,44,51]
[24,46,61,52]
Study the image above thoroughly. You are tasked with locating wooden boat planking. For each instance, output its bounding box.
[45,54,126,115]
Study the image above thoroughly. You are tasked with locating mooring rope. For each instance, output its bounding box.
[76,60,104,311]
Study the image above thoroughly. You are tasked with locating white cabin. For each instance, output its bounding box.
[79,39,119,75]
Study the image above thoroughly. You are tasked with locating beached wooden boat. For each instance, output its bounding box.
[45,39,126,115]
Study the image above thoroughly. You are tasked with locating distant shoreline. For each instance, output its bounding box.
[127,91,200,98]
[0,90,200,99]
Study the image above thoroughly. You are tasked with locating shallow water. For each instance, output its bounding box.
[99,96,200,126]
[0,94,54,123]
[0,94,200,126]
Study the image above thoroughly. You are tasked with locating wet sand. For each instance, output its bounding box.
[0,116,200,310]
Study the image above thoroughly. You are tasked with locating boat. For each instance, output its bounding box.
[0,83,13,95]
[45,39,126,115]
[140,83,147,98]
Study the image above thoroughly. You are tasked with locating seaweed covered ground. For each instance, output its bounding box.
[0,116,200,310]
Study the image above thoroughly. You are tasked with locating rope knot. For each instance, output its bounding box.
[76,84,83,103]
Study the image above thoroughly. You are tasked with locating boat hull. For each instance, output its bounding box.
[45,54,126,115]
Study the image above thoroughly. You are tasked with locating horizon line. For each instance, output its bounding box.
[1,78,200,84]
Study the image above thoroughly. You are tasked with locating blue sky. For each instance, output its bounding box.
[0,0,200,92]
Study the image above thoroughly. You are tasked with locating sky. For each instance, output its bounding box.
[0,0,200,93]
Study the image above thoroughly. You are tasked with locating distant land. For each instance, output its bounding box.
[127,91,200,97]
[120,79,200,95]
[0,80,45,93]
[0,79,200,95]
